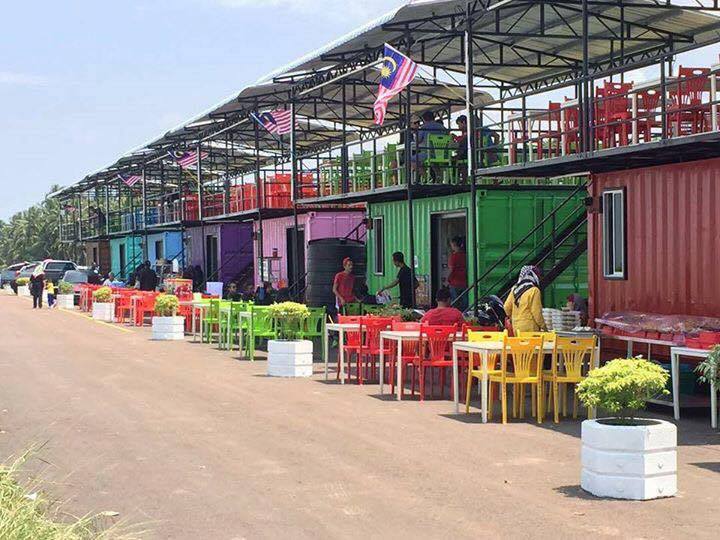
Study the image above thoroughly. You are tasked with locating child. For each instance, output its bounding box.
[46,280,56,309]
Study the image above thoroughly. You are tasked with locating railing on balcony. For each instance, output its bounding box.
[59,221,78,242]
[484,64,720,168]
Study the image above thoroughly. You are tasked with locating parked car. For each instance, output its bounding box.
[0,262,29,288]
[10,262,40,292]
[61,269,90,305]
[41,260,77,284]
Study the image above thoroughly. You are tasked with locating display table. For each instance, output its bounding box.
[669,347,717,428]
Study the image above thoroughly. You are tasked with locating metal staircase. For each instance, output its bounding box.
[454,184,588,309]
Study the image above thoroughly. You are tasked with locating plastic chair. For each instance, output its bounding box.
[338,315,362,382]
[562,100,580,154]
[356,317,393,384]
[301,306,326,342]
[669,67,710,136]
[114,290,135,324]
[464,330,508,416]
[134,293,158,326]
[424,134,455,183]
[517,330,557,345]
[412,324,458,401]
[488,336,545,424]
[219,301,246,351]
[537,102,562,159]
[202,299,222,343]
[341,302,362,316]
[545,336,597,423]
[251,305,277,345]
[638,88,662,142]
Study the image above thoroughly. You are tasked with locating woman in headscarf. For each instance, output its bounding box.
[29,263,46,309]
[503,265,547,333]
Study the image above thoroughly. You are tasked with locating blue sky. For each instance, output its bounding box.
[0,0,400,220]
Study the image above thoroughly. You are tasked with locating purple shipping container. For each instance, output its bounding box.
[254,211,365,287]
[185,223,254,285]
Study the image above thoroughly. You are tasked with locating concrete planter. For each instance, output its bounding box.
[151,316,185,341]
[92,301,115,322]
[56,294,75,310]
[581,419,677,500]
[267,340,313,378]
[17,285,30,297]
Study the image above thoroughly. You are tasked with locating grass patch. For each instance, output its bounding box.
[0,449,144,539]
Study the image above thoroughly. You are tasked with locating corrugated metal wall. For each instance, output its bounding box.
[367,190,587,307]
[109,235,143,279]
[590,158,720,319]
[253,211,365,286]
[185,224,222,271]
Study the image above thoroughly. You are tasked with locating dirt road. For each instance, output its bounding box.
[1,294,719,539]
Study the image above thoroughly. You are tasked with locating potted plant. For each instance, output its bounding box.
[577,358,675,500]
[15,277,30,297]
[266,302,312,377]
[151,294,184,341]
[695,346,720,428]
[91,286,115,322]
[56,280,76,309]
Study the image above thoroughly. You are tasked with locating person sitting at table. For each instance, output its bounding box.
[453,115,469,182]
[254,281,276,305]
[224,281,242,301]
[417,111,448,180]
[421,287,465,327]
[503,265,547,333]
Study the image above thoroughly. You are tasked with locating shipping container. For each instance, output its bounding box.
[184,223,254,285]
[589,157,720,320]
[145,231,184,266]
[254,211,366,288]
[366,190,588,308]
[109,235,143,280]
[83,240,111,275]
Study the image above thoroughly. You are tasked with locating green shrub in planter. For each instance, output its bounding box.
[268,302,310,340]
[695,345,720,390]
[154,294,179,317]
[92,286,113,303]
[374,304,418,321]
[15,277,29,286]
[577,357,669,424]
[58,280,74,295]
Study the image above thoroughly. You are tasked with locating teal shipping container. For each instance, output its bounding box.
[109,235,143,280]
[366,189,588,308]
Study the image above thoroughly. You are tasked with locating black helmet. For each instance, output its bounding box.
[475,295,507,327]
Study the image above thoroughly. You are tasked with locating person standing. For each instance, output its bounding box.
[377,252,417,309]
[503,265,547,332]
[29,265,45,309]
[46,279,56,309]
[447,236,467,312]
[138,261,158,291]
[332,257,356,308]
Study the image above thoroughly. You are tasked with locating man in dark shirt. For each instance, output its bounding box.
[377,251,417,309]
[138,261,158,291]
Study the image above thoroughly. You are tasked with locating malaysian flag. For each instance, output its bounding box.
[118,173,142,187]
[373,44,418,126]
[256,109,294,135]
[168,150,208,169]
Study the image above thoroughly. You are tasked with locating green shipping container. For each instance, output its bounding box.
[110,235,143,280]
[366,189,588,308]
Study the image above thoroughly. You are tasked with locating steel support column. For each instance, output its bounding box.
[466,3,478,314]
[141,167,148,262]
[198,145,207,288]
[254,112,265,284]
[290,102,301,299]
[404,36,417,308]
[104,181,110,237]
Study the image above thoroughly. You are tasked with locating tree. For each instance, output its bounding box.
[0,186,81,266]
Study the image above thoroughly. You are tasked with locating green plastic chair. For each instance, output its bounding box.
[424,134,455,183]
[301,306,326,341]
[219,301,249,351]
[250,305,278,358]
[202,299,223,343]
[382,143,399,187]
[351,152,373,192]
[342,302,362,316]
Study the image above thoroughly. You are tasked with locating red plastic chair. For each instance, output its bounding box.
[388,321,421,395]
[597,82,633,148]
[356,317,393,385]
[411,324,459,401]
[134,292,158,326]
[562,100,580,154]
[669,67,710,136]
[537,102,562,159]
[114,290,135,324]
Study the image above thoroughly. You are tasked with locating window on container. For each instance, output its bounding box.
[602,189,626,279]
[155,240,164,261]
[373,217,384,275]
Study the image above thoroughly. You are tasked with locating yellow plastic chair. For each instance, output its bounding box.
[545,336,598,423]
[488,336,545,424]
[464,330,507,416]
[517,330,556,344]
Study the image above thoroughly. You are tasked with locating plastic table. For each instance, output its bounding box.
[323,322,360,384]
[669,346,716,427]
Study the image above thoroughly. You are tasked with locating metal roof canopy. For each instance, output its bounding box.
[53,0,720,198]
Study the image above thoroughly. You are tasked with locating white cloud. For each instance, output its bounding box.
[0,71,47,86]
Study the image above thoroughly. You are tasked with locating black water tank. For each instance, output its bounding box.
[305,238,366,309]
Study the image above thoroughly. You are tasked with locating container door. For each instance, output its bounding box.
[286,227,306,294]
[430,212,467,305]
[119,244,126,278]
[206,235,218,281]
